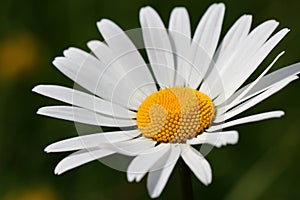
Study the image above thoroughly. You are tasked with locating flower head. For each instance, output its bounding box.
[33,3,300,198]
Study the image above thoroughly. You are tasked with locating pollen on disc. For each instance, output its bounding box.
[136,87,215,143]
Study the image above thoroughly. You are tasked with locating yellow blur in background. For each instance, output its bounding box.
[0,33,39,81]
[4,186,60,200]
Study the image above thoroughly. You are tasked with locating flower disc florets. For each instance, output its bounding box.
[137,87,215,143]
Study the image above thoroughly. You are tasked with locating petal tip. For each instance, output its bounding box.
[44,146,50,153]
[127,173,135,182]
[135,175,143,182]
[52,57,63,66]
[141,6,153,10]
[279,111,285,117]
[140,6,156,17]
[32,85,39,93]
[54,164,65,175]
[44,144,55,153]
[98,18,112,26]
[87,40,99,49]
[54,169,62,175]
[217,2,225,9]
[96,20,107,29]
[171,7,188,13]
[36,108,43,115]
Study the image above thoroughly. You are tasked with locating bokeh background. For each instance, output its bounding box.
[0,0,299,199]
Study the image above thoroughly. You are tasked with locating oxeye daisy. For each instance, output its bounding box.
[33,3,300,199]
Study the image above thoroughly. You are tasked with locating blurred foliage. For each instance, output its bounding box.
[0,0,299,199]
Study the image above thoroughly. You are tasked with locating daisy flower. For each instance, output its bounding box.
[33,3,300,198]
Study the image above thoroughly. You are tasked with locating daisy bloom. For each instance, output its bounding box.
[33,3,300,198]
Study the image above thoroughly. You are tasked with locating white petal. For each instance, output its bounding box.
[55,48,143,110]
[127,143,171,182]
[33,85,136,118]
[54,49,114,97]
[208,111,284,132]
[215,26,288,104]
[105,65,150,110]
[168,7,191,85]
[181,145,212,185]
[45,130,141,153]
[87,40,147,107]
[63,47,87,64]
[214,75,297,122]
[205,20,281,102]
[223,62,300,109]
[87,40,113,62]
[147,145,181,198]
[88,40,153,106]
[217,51,285,113]
[188,3,225,89]
[201,15,252,98]
[187,131,239,147]
[168,7,190,37]
[95,19,157,96]
[193,3,225,57]
[37,106,136,127]
[250,62,300,93]
[54,148,115,175]
[140,6,175,87]
[213,15,252,65]
[223,28,289,100]
[102,137,156,156]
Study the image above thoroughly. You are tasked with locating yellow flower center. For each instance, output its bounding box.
[136,87,215,143]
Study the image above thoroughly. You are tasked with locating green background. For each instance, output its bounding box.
[0,0,299,199]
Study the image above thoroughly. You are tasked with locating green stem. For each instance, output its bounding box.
[179,158,194,200]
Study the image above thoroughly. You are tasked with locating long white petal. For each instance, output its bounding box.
[45,130,141,153]
[200,15,252,98]
[205,20,282,102]
[147,145,181,198]
[214,75,297,122]
[95,19,157,97]
[188,3,225,89]
[88,40,153,106]
[33,85,136,119]
[187,131,239,147]
[216,27,289,103]
[208,111,284,132]
[54,49,115,98]
[181,145,212,185]
[102,137,156,156]
[37,106,136,127]
[55,48,144,110]
[213,15,252,65]
[140,6,175,87]
[223,62,300,108]
[220,28,289,100]
[168,7,191,85]
[127,143,171,182]
[54,148,115,175]
[216,51,285,113]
